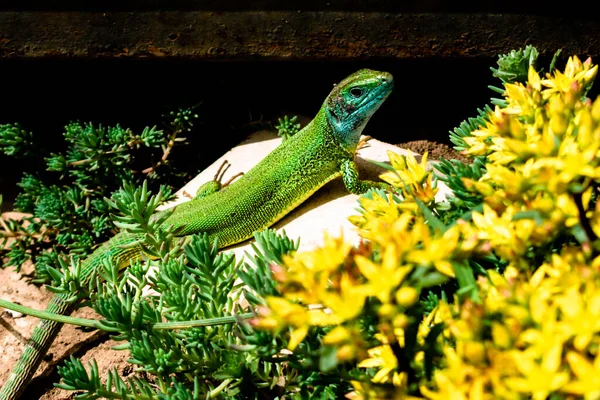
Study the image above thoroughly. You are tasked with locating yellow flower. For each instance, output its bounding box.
[323,325,351,345]
[320,272,370,322]
[420,347,479,400]
[383,213,423,251]
[505,340,569,399]
[480,164,528,198]
[381,150,430,189]
[491,322,512,349]
[419,300,454,340]
[258,54,600,399]
[471,205,529,262]
[517,305,564,361]
[395,286,419,307]
[555,285,600,351]
[380,150,438,205]
[355,244,412,304]
[322,325,367,362]
[358,343,402,386]
[562,351,600,397]
[541,55,598,98]
[464,113,502,157]
[530,156,600,194]
[254,296,338,350]
[286,232,352,275]
[528,64,542,91]
[504,81,538,120]
[405,225,459,277]
[348,380,423,400]
[350,192,407,241]
[280,232,352,304]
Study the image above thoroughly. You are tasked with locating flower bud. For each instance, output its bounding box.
[491,322,512,349]
[395,287,419,307]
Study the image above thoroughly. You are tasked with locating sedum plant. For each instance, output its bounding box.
[40,180,346,398]
[274,115,302,140]
[0,107,198,281]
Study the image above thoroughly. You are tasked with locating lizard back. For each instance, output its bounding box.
[165,111,351,247]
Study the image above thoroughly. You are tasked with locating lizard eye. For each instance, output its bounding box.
[349,87,364,98]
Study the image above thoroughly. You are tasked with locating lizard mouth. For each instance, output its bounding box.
[354,78,394,115]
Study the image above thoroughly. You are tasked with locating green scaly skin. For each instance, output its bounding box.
[0,68,393,399]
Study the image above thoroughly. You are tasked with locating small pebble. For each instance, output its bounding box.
[3,308,24,318]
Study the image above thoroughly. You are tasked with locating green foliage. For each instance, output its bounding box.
[45,180,372,398]
[168,106,199,134]
[44,253,92,303]
[238,229,299,306]
[275,115,301,140]
[433,157,486,223]
[54,182,314,398]
[0,108,197,279]
[57,357,166,400]
[0,123,35,157]
[447,106,492,155]
[490,44,539,85]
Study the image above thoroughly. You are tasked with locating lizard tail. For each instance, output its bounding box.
[0,232,143,400]
[0,295,75,400]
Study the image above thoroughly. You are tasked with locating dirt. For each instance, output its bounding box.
[0,213,131,399]
[0,140,463,399]
[397,140,470,164]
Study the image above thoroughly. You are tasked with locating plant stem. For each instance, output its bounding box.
[0,298,101,328]
[573,191,598,244]
[210,378,233,398]
[142,131,178,174]
[0,298,253,330]
[153,313,255,330]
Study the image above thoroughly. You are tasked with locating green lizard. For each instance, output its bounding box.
[0,68,393,399]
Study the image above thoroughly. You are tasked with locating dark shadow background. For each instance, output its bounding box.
[0,57,502,144]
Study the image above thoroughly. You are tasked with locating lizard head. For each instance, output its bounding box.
[324,69,394,152]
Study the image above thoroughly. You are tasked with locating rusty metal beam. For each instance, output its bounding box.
[1,12,599,60]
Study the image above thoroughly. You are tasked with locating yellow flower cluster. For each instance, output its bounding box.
[253,208,471,352]
[420,56,600,399]
[464,56,600,268]
[423,249,600,399]
[253,151,485,397]
[253,54,600,399]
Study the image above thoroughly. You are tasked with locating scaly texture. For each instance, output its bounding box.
[0,68,393,399]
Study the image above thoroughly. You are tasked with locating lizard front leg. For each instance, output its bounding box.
[340,158,390,195]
